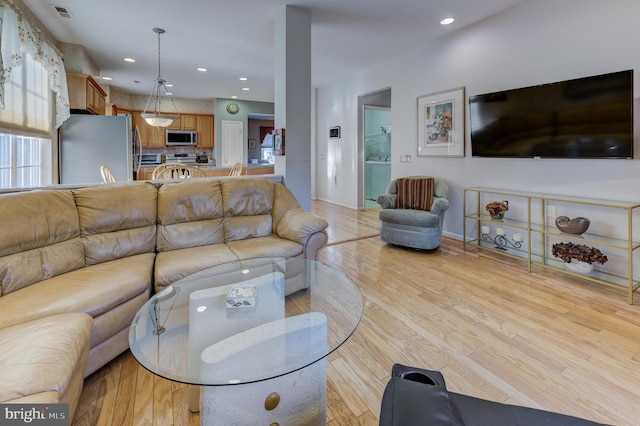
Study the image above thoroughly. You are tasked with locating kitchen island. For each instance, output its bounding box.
[136,163,274,180]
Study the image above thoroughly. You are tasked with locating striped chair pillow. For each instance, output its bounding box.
[396,177,434,211]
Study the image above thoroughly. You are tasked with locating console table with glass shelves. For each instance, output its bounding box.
[463,187,640,304]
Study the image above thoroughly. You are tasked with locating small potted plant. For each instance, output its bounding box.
[485,200,509,220]
[551,242,608,274]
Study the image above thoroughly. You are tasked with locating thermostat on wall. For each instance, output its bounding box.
[329,126,341,139]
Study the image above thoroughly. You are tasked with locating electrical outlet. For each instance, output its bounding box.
[547,205,556,217]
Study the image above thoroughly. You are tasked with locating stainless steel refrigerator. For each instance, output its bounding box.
[59,114,133,184]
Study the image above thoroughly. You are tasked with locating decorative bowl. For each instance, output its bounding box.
[555,216,590,235]
[485,200,508,219]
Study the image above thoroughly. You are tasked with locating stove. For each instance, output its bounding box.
[166,153,197,164]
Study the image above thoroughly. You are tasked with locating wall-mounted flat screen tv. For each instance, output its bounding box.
[469,70,634,159]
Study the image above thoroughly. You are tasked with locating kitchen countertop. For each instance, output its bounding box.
[196,163,274,170]
[140,163,274,169]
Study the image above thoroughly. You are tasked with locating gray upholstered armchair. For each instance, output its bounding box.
[376,176,449,250]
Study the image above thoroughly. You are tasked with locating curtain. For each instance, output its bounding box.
[0,0,70,128]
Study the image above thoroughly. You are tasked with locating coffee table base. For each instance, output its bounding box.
[198,313,328,425]
[201,359,326,425]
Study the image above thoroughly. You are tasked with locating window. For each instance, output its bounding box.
[0,50,53,189]
[0,132,51,188]
[0,52,52,133]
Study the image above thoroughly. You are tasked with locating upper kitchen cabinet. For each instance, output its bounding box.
[166,114,197,131]
[66,73,107,115]
[133,113,165,148]
[197,115,214,148]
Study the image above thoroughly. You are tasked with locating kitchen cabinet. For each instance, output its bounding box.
[135,166,155,181]
[166,114,197,130]
[246,165,274,175]
[104,102,118,116]
[133,113,165,148]
[197,115,214,148]
[66,73,107,115]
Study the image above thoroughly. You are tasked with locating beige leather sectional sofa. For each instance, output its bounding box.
[0,177,328,421]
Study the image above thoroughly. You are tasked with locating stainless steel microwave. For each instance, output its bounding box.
[166,130,197,145]
[139,153,162,165]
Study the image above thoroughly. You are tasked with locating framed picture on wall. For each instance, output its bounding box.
[417,86,465,157]
[248,139,256,149]
[274,128,286,156]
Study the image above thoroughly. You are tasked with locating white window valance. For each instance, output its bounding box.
[0,0,70,128]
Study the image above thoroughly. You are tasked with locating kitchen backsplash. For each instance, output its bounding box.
[143,146,215,162]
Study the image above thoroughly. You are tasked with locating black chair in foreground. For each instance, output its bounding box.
[380,364,608,426]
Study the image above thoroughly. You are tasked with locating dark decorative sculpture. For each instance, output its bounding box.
[551,242,607,265]
[555,216,590,235]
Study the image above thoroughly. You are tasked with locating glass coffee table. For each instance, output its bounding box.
[128,258,363,425]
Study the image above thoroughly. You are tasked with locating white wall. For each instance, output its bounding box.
[315,0,640,238]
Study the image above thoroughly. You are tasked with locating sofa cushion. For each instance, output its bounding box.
[221,178,275,240]
[0,253,154,330]
[154,236,305,291]
[221,178,274,216]
[224,215,273,241]
[73,182,158,265]
[154,244,239,290]
[0,190,84,295]
[0,313,92,403]
[157,179,225,251]
[227,235,303,260]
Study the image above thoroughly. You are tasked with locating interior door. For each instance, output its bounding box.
[221,120,244,166]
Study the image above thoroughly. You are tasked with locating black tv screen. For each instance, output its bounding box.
[469,70,634,159]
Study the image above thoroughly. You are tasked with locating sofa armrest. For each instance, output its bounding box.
[377,193,397,209]
[276,208,329,245]
[431,198,449,215]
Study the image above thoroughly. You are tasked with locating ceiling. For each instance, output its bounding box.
[22,0,525,103]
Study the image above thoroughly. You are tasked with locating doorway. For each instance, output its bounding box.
[358,88,391,210]
[363,106,391,209]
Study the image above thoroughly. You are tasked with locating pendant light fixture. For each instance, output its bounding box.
[141,27,179,127]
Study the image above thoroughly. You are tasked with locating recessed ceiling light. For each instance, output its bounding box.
[165,92,173,96]
[440,17,455,25]
[124,57,136,63]
[231,96,238,99]
[165,84,173,87]
[197,67,207,72]
[101,76,112,81]
[242,87,250,91]
[239,77,248,81]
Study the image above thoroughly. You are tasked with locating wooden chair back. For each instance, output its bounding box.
[100,165,117,183]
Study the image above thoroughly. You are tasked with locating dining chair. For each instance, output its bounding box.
[229,161,244,177]
[151,162,187,180]
[100,165,117,183]
[154,164,206,180]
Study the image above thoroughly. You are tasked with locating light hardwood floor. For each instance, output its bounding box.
[73,201,640,426]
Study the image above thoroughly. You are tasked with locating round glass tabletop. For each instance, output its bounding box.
[128,258,363,386]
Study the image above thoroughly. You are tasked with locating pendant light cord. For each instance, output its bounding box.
[156,28,163,81]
